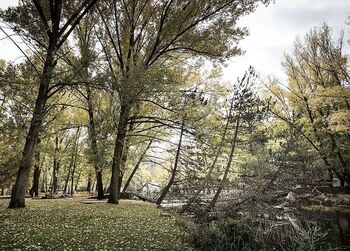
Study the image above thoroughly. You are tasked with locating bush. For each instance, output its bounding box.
[189,215,328,251]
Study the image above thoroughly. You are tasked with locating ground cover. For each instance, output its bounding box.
[0,199,189,250]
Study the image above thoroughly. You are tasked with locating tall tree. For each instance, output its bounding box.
[1,0,99,208]
[98,0,271,204]
[210,67,263,206]
[268,24,350,186]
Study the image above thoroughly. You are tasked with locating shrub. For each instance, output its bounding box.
[189,215,328,251]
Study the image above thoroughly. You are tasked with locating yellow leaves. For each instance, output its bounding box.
[328,109,350,133]
[266,138,287,152]
[0,199,189,250]
[310,86,350,109]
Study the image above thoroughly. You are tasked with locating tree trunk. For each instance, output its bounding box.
[86,173,92,192]
[318,109,350,186]
[71,161,77,196]
[51,134,63,193]
[86,87,104,199]
[70,128,81,196]
[328,168,334,187]
[74,168,82,192]
[300,96,346,186]
[30,151,41,197]
[123,139,153,192]
[211,113,241,207]
[117,143,130,199]
[108,104,130,204]
[180,98,234,214]
[96,171,104,199]
[156,121,184,205]
[52,162,60,193]
[118,121,135,198]
[9,50,55,208]
[63,158,73,195]
[41,165,46,192]
[63,169,71,195]
[44,163,48,192]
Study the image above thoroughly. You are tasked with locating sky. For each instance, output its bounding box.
[224,0,350,81]
[0,0,350,81]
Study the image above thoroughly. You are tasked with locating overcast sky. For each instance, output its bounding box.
[0,0,349,81]
[224,0,350,81]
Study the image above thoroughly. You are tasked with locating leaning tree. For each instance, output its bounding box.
[1,0,99,208]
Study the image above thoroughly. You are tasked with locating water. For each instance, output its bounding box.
[303,205,350,249]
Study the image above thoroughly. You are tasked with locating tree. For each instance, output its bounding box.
[210,67,264,206]
[1,0,99,208]
[268,24,350,186]
[97,0,271,204]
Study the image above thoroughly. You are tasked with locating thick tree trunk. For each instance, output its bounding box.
[118,141,129,198]
[156,121,184,205]
[123,140,153,192]
[9,51,55,208]
[95,171,104,199]
[108,104,130,204]
[117,121,135,198]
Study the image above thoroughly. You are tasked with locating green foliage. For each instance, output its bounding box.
[189,215,328,251]
[267,23,350,184]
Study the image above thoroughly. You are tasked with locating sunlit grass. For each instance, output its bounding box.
[0,199,190,250]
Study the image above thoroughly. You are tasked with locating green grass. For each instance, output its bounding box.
[0,199,190,250]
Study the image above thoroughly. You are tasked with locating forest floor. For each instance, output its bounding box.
[0,198,191,250]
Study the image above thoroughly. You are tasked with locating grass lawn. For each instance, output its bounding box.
[0,199,190,250]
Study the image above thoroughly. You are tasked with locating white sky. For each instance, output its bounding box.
[224,0,350,81]
[0,0,350,81]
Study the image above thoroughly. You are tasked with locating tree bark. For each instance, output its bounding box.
[86,87,104,199]
[63,168,71,195]
[7,0,99,208]
[74,168,82,192]
[118,137,130,198]
[63,155,74,195]
[156,120,184,205]
[30,151,41,197]
[108,104,130,204]
[70,127,81,196]
[123,139,153,192]
[86,173,92,192]
[70,159,77,196]
[9,49,55,208]
[118,121,135,198]
[52,135,60,193]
